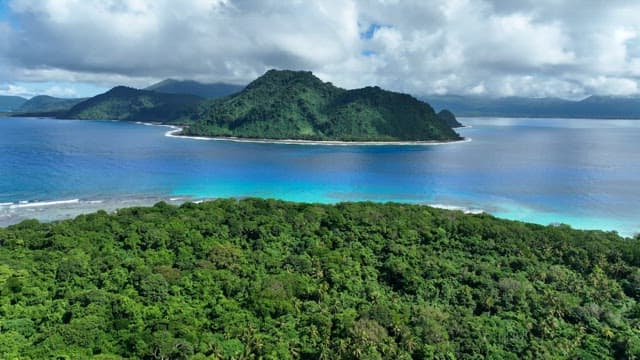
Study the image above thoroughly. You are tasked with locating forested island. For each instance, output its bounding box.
[183,70,462,141]
[64,86,203,123]
[145,79,244,99]
[1,199,639,359]
[10,70,462,142]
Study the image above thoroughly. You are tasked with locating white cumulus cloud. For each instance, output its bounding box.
[0,0,638,98]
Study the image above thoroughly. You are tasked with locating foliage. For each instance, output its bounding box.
[145,79,244,99]
[437,109,463,128]
[56,70,462,142]
[184,70,462,141]
[0,199,638,359]
[64,86,204,123]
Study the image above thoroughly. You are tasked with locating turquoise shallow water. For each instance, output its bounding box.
[1,117,639,236]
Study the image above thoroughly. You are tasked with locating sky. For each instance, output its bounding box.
[0,0,639,99]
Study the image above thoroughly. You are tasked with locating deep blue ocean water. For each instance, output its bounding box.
[1,117,639,236]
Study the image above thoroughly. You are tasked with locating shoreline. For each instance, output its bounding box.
[0,196,194,228]
[12,118,472,146]
[0,196,485,228]
[155,124,471,146]
[1,196,634,238]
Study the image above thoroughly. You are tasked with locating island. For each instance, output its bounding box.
[437,109,464,128]
[145,78,244,99]
[64,86,203,123]
[53,69,463,143]
[184,70,462,142]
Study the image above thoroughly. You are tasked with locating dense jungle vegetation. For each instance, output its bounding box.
[48,70,461,142]
[1,199,639,359]
[183,70,462,141]
[64,86,203,123]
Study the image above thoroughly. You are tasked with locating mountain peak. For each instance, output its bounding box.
[187,69,461,141]
[109,85,138,92]
[247,69,330,90]
[145,79,244,99]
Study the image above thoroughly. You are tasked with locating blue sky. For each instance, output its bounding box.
[1,0,639,99]
[0,0,16,27]
[0,1,9,19]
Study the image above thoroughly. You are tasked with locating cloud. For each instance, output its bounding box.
[0,0,639,98]
[0,83,30,97]
[5,0,359,82]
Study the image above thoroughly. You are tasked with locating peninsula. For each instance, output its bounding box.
[184,70,462,141]
[53,70,462,142]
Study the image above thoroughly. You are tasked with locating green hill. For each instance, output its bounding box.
[146,79,244,99]
[437,109,464,128]
[1,199,639,359]
[17,95,87,112]
[57,70,462,141]
[64,86,204,123]
[0,95,27,111]
[185,70,462,141]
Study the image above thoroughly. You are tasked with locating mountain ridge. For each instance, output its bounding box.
[185,69,462,141]
[64,86,203,123]
[146,78,244,99]
[17,95,87,112]
[0,95,27,111]
[28,70,462,142]
[424,94,640,118]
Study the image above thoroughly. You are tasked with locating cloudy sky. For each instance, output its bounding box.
[0,0,639,99]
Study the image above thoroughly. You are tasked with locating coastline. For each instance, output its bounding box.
[0,196,194,228]
[10,118,472,146]
[156,124,471,146]
[0,196,483,228]
[4,117,634,236]
[2,196,634,238]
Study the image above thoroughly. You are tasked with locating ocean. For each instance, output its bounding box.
[1,116,639,236]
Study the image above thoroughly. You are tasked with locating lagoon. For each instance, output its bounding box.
[1,116,639,236]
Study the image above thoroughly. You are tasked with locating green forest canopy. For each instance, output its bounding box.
[1,199,639,359]
[186,70,462,141]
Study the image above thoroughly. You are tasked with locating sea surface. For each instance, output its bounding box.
[1,117,639,236]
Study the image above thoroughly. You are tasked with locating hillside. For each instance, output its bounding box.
[146,79,244,99]
[63,86,204,123]
[17,95,86,112]
[1,199,639,359]
[0,95,27,111]
[185,70,462,141]
[437,109,463,128]
[424,94,640,118]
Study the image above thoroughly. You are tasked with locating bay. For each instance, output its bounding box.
[1,116,639,236]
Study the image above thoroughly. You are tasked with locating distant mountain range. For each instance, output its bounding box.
[17,95,87,113]
[423,94,640,119]
[0,95,27,112]
[145,79,244,99]
[37,70,460,141]
[184,69,462,141]
[18,71,640,142]
[2,79,239,115]
[5,77,640,122]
